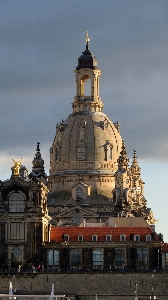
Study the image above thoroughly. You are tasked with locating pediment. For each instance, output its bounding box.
[57,206,98,218]
[1,178,30,189]
[72,181,89,189]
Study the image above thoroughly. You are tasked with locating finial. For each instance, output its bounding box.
[36,142,40,152]
[133,150,137,158]
[86,31,90,49]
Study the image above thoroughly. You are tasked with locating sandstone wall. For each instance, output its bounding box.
[0,272,167,300]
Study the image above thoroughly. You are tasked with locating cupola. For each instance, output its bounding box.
[73,31,103,114]
[76,31,98,70]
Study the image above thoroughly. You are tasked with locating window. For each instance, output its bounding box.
[64,235,69,242]
[166,253,168,269]
[137,249,148,268]
[48,250,59,266]
[93,249,103,266]
[83,105,87,111]
[9,192,25,212]
[70,250,81,267]
[92,235,98,242]
[10,223,24,240]
[114,248,126,267]
[76,187,83,200]
[106,235,112,242]
[134,235,140,242]
[55,147,59,161]
[78,235,83,242]
[120,234,126,242]
[11,248,22,267]
[77,144,86,160]
[146,235,151,242]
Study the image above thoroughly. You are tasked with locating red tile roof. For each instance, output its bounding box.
[162,243,168,252]
[50,226,156,242]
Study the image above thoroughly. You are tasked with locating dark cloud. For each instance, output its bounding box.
[1,0,168,164]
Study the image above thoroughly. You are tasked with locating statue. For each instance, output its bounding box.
[9,281,13,295]
[12,158,22,175]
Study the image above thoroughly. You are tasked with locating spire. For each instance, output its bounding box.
[86,30,90,50]
[130,150,141,176]
[36,142,40,152]
[117,140,129,171]
[28,143,47,181]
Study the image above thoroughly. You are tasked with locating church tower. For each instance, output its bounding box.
[48,34,156,227]
[48,33,123,224]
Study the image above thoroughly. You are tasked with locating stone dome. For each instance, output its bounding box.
[49,40,123,204]
[50,112,122,174]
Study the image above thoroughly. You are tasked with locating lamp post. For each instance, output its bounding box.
[157,248,159,272]
[61,240,70,272]
[134,281,138,300]
[149,275,157,300]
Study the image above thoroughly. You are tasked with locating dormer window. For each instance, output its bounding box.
[72,182,91,202]
[92,235,98,242]
[106,234,112,242]
[120,234,126,242]
[134,235,140,242]
[146,235,151,242]
[78,234,83,242]
[64,235,69,242]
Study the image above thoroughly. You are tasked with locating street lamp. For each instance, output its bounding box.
[149,275,157,300]
[61,240,70,272]
[134,281,139,300]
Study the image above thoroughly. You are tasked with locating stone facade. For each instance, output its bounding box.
[0,145,51,269]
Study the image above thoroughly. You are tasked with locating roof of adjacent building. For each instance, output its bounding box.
[162,243,168,252]
[50,225,157,243]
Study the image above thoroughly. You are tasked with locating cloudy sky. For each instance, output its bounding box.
[1,1,168,241]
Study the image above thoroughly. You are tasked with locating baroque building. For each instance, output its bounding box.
[0,144,51,269]
[0,35,164,275]
[48,35,156,227]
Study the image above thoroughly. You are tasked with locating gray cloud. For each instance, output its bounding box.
[1,0,168,165]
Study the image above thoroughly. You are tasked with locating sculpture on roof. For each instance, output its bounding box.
[12,158,22,175]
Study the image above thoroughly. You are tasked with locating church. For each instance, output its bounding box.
[0,35,164,273]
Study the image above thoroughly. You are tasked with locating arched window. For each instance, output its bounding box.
[76,187,83,200]
[80,75,91,96]
[11,248,22,267]
[9,192,25,212]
